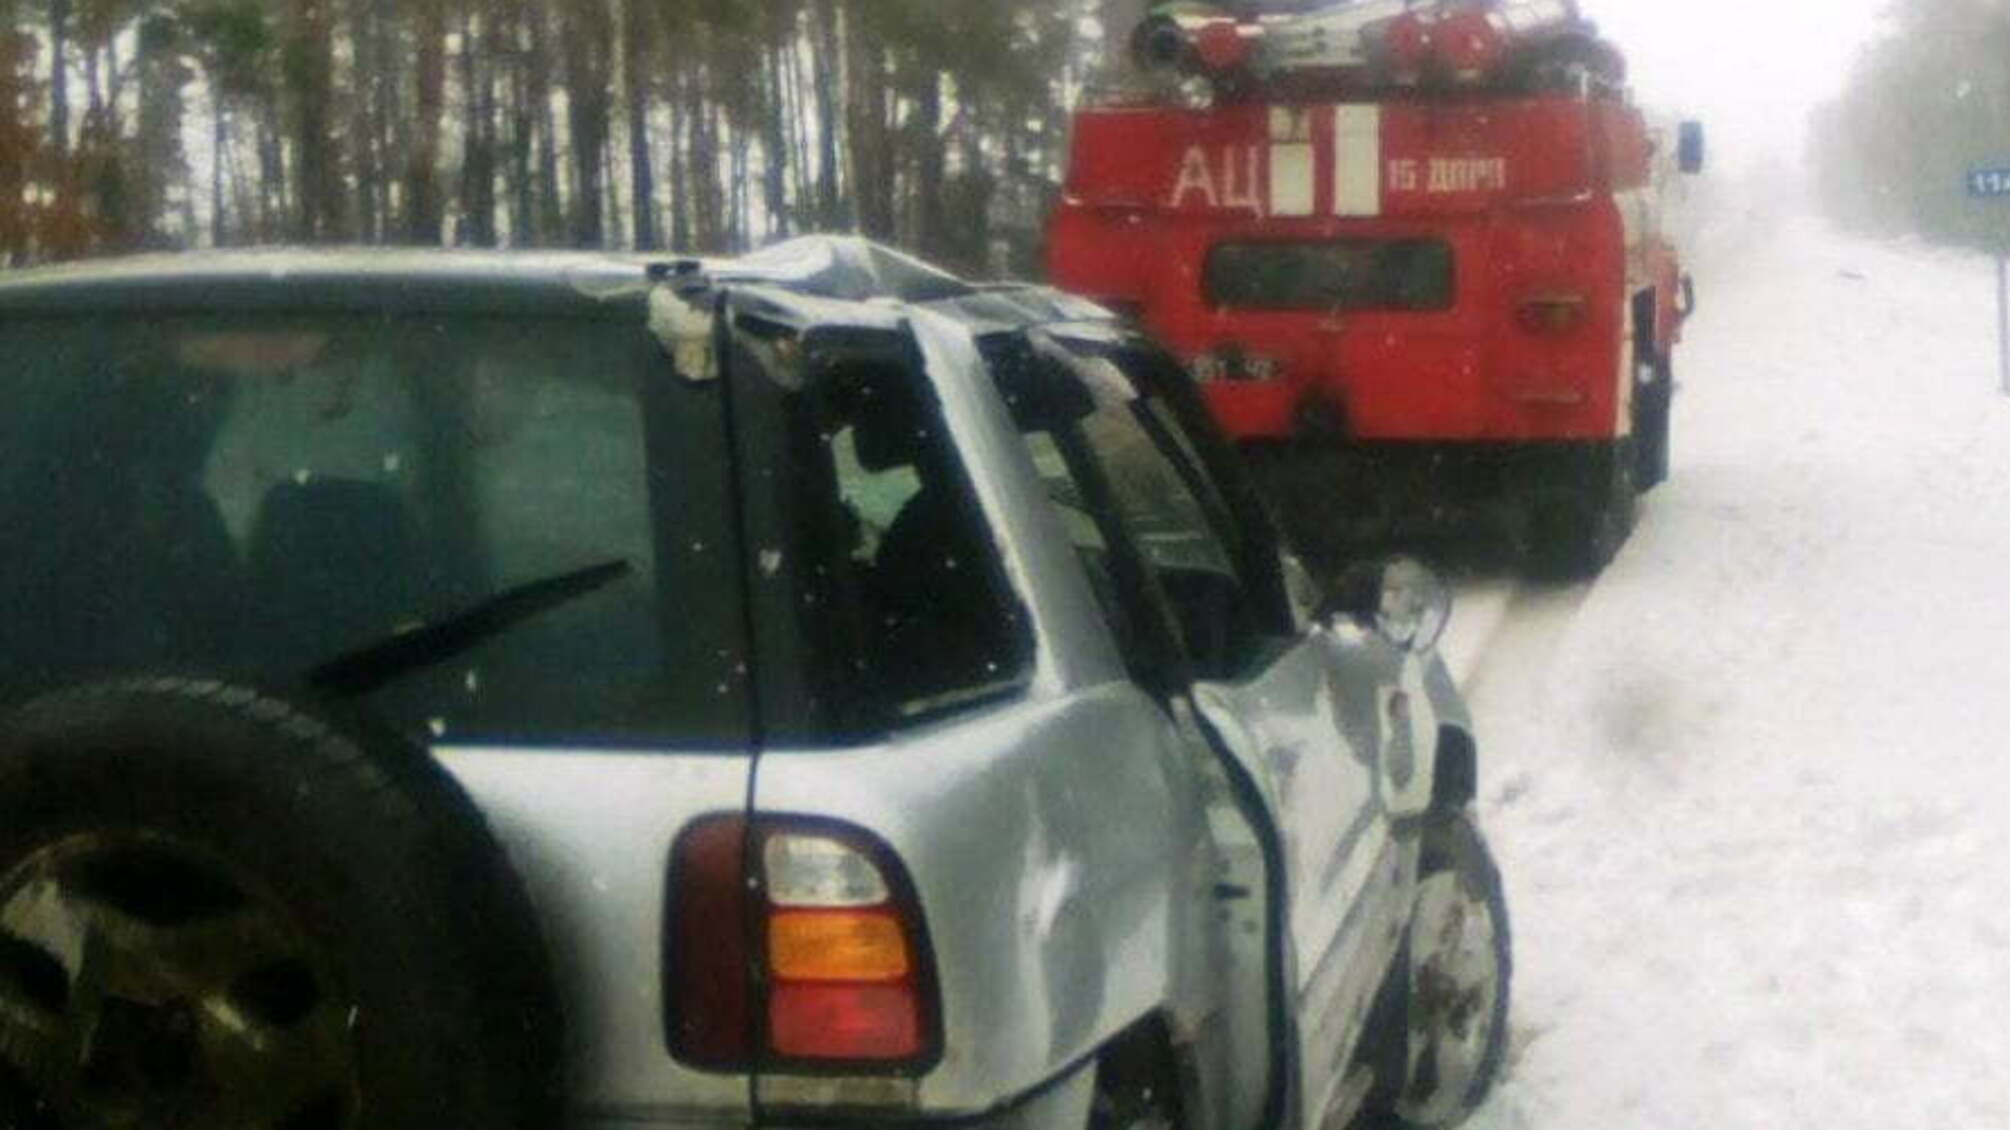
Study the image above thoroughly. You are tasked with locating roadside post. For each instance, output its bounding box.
[1967,165,2010,395]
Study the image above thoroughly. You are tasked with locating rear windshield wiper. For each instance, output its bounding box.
[306,559,632,698]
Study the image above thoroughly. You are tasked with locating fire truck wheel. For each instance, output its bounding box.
[0,679,563,1130]
[1525,449,1636,581]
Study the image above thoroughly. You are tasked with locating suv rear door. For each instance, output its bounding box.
[0,292,765,1122]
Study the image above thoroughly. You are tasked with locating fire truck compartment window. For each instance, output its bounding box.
[1204,239,1455,312]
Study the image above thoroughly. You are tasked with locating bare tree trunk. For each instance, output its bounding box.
[809,0,842,228]
[780,37,811,226]
[135,14,190,247]
[368,0,400,239]
[47,0,68,159]
[404,0,447,242]
[80,33,98,128]
[527,2,563,243]
[729,121,748,250]
[345,0,379,239]
[909,67,944,259]
[843,6,893,239]
[622,0,656,249]
[504,0,533,241]
[688,59,724,252]
[257,112,284,240]
[667,60,690,249]
[0,0,30,259]
[758,42,787,239]
[284,0,342,241]
[562,0,612,247]
[459,0,499,245]
[210,94,226,244]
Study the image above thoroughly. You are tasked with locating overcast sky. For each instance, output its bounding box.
[1581,0,1891,177]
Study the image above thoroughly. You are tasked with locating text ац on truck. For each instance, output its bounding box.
[1048,0,1705,577]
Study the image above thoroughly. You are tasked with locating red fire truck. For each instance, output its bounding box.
[1048,0,1702,576]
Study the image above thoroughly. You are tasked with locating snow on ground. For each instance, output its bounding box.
[1457,213,2010,1129]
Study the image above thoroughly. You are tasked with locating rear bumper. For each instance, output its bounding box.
[1248,438,1625,505]
[1202,369,1622,445]
[1245,438,1628,558]
[570,1060,1095,1130]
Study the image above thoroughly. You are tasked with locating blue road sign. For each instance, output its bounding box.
[1969,167,2010,198]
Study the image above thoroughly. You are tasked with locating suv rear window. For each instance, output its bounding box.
[1204,239,1455,311]
[0,312,738,746]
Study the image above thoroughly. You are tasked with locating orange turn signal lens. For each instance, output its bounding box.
[768,910,911,982]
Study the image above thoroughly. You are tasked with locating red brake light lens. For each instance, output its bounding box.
[769,983,924,1060]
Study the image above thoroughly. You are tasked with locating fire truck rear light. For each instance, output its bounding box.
[764,832,889,907]
[1436,11,1507,79]
[1517,294,1589,334]
[1383,13,1434,74]
[769,909,911,981]
[769,983,924,1061]
[1193,21,1251,71]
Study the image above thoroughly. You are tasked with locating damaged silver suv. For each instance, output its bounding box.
[0,238,1508,1130]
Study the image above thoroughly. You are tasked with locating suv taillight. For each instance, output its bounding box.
[666,816,939,1072]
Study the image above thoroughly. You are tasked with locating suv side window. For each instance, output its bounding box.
[995,334,1267,681]
[724,319,1034,741]
[1076,394,1264,679]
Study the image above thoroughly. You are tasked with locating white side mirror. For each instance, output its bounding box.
[1375,557,1452,655]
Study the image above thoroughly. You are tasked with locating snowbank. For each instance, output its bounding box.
[1462,215,2010,1129]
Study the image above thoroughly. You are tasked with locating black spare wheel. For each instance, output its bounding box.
[0,678,561,1130]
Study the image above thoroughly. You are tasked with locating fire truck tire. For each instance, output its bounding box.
[1525,448,1636,581]
[0,678,563,1130]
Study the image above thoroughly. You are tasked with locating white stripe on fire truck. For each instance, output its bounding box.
[1271,146,1315,217]
[1332,104,1382,217]
[1269,106,1315,217]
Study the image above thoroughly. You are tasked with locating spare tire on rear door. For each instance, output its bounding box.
[0,677,561,1130]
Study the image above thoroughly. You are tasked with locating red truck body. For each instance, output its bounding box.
[1048,4,1695,573]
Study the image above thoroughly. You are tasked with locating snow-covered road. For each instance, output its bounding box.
[1454,215,2010,1129]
